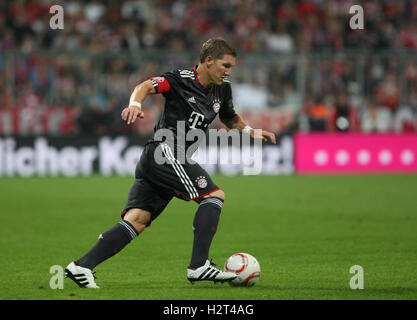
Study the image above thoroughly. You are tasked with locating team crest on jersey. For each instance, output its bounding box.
[195,176,208,189]
[212,99,221,113]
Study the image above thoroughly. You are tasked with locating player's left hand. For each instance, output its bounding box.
[250,129,277,144]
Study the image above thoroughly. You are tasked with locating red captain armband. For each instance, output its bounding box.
[150,76,170,93]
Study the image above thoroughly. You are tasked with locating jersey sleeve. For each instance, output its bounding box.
[219,82,237,119]
[149,76,171,93]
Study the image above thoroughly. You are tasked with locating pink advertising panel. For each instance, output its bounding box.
[294,133,417,174]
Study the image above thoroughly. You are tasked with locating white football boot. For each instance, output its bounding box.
[187,259,237,284]
[65,262,100,288]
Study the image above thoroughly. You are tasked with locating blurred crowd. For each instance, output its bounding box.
[0,0,417,135]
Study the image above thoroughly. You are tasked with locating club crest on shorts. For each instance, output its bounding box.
[212,99,221,113]
[195,176,208,189]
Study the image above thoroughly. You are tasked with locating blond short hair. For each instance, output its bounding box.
[199,37,237,63]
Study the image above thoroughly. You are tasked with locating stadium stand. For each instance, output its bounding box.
[0,0,416,135]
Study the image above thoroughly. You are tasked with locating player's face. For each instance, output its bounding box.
[210,54,236,85]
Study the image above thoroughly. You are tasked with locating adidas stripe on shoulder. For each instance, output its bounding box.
[179,69,195,80]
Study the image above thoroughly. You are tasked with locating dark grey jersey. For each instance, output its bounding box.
[149,66,236,149]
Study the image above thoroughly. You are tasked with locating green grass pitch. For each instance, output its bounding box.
[1,174,416,300]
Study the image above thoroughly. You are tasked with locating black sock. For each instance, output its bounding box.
[75,220,139,270]
[189,197,224,269]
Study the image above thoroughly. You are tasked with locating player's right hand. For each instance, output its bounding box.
[121,106,144,124]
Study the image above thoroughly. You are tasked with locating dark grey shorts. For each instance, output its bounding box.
[121,142,219,223]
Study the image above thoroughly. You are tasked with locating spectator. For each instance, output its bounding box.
[373,73,401,112]
[330,92,360,132]
[394,105,416,132]
[232,80,268,111]
[263,20,294,53]
[307,95,331,131]
[360,98,393,133]
[407,82,417,110]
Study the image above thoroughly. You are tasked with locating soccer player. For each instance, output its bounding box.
[65,37,276,288]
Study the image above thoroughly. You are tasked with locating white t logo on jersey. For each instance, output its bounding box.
[188,111,205,129]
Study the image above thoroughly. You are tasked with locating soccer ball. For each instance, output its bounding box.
[224,253,261,286]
